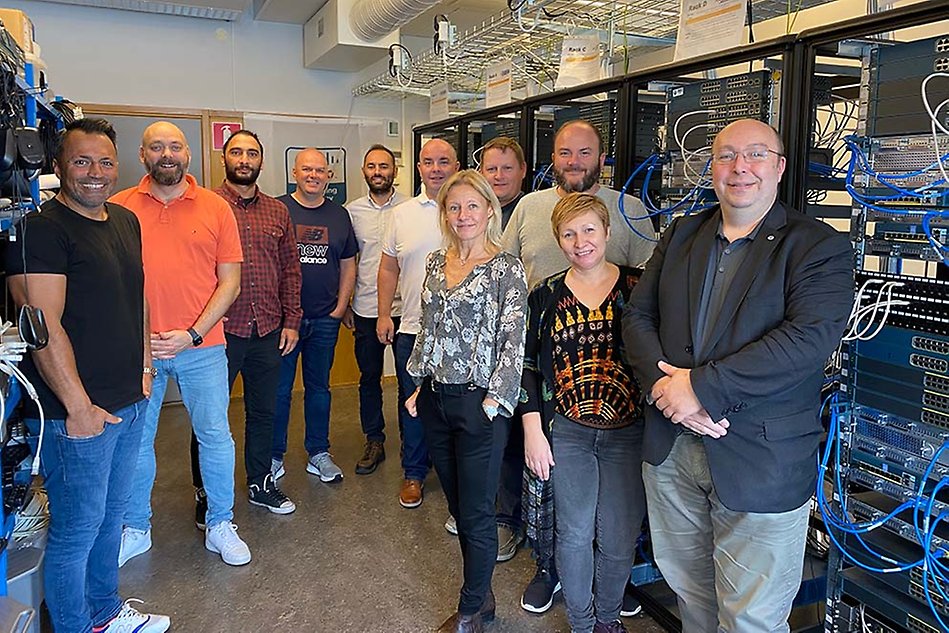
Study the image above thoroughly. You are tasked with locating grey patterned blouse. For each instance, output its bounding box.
[407,249,528,418]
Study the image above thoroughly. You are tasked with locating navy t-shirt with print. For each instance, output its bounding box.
[278,194,358,319]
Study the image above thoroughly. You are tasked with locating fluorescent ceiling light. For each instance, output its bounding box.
[36,0,243,21]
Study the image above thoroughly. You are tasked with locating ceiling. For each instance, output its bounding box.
[29,0,512,37]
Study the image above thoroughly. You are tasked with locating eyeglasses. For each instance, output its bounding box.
[711,146,783,164]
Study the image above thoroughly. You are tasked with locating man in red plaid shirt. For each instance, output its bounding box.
[190,129,302,521]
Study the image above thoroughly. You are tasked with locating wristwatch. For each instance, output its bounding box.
[187,327,203,347]
[143,367,157,378]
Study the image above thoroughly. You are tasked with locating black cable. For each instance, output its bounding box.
[746,0,755,74]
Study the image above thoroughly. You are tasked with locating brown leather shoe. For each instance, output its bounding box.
[436,611,483,633]
[480,589,495,623]
[355,441,385,475]
[399,479,424,508]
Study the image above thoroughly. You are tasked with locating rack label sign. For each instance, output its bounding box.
[674,0,747,62]
[430,82,450,122]
[485,60,512,108]
[556,36,601,90]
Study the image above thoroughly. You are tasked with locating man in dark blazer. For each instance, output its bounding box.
[623,119,853,632]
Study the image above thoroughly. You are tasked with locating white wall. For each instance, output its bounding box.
[3,0,430,168]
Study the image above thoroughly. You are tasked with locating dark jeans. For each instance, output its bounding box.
[394,332,430,480]
[551,416,645,633]
[353,314,402,443]
[191,327,282,486]
[497,416,523,530]
[418,381,510,616]
[272,316,341,459]
[28,400,147,632]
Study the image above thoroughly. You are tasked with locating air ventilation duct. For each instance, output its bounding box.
[304,0,400,71]
[349,0,440,41]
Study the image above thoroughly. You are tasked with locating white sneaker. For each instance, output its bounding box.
[271,458,285,481]
[307,451,343,483]
[205,521,252,566]
[118,528,151,568]
[444,515,458,535]
[94,598,169,632]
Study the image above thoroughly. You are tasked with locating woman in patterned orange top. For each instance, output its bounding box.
[520,192,645,633]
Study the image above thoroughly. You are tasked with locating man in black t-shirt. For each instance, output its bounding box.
[6,119,170,632]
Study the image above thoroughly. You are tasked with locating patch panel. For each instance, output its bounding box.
[909,569,949,617]
[911,355,949,373]
[848,494,949,550]
[925,374,949,394]
[921,409,949,431]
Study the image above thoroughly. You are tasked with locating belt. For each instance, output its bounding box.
[429,379,480,395]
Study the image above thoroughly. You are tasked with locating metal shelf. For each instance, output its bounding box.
[353,0,836,109]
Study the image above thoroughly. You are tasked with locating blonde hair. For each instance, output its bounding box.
[550,192,610,239]
[437,169,504,252]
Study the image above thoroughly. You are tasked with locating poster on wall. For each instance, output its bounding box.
[555,36,601,90]
[284,146,347,203]
[485,60,512,108]
[673,0,748,61]
[430,82,450,122]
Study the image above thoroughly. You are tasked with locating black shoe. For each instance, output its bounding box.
[355,440,386,475]
[520,567,561,613]
[620,586,642,617]
[594,620,628,633]
[249,474,296,514]
[194,488,207,530]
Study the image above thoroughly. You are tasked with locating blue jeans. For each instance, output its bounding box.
[353,314,402,443]
[394,332,430,480]
[272,316,341,459]
[28,399,146,633]
[125,345,236,531]
[551,416,645,633]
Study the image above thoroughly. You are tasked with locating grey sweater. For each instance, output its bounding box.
[501,187,657,289]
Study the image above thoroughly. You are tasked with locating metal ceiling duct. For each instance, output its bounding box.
[349,0,441,41]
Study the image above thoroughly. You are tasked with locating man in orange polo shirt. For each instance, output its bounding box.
[113,121,252,567]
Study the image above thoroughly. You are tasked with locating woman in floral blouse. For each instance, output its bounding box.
[521,193,645,633]
[406,169,528,633]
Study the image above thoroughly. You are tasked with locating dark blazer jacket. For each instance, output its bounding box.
[622,202,853,513]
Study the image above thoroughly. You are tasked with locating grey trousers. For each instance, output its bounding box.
[551,417,645,633]
[642,433,810,633]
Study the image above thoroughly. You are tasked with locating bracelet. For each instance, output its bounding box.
[143,367,157,378]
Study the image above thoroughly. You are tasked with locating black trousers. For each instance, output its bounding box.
[192,327,282,487]
[496,415,523,530]
[418,380,509,615]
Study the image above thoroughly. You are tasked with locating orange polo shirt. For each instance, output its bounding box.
[110,174,243,348]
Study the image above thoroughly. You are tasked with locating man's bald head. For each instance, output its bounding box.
[713,119,784,155]
[292,148,331,203]
[140,120,191,186]
[418,138,459,198]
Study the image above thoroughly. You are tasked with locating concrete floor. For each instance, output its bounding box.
[102,383,667,633]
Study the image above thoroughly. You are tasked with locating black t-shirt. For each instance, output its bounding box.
[277,194,358,319]
[5,198,145,418]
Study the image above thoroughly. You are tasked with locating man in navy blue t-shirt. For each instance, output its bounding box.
[272,148,357,484]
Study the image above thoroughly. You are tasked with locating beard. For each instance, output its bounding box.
[365,174,394,195]
[555,164,601,193]
[225,163,261,187]
[146,157,187,186]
